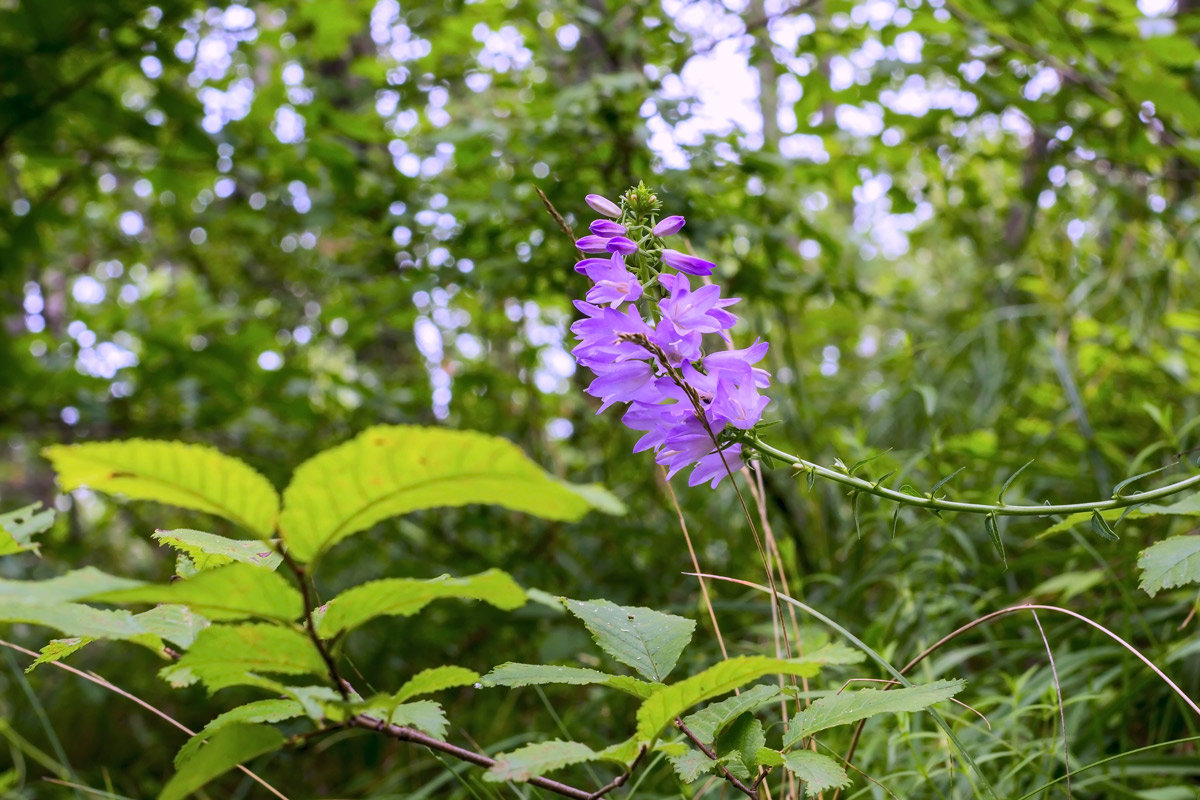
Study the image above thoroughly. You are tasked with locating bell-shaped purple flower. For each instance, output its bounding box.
[688,444,742,488]
[586,194,622,218]
[586,360,660,412]
[653,215,686,236]
[662,248,715,276]
[581,253,642,307]
[709,377,770,430]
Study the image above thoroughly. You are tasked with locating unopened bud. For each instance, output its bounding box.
[585,193,622,218]
[653,215,686,236]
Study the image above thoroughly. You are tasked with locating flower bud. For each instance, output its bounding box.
[585,193,622,218]
[575,234,612,253]
[606,236,638,255]
[652,215,686,236]
[589,219,626,237]
[661,248,715,276]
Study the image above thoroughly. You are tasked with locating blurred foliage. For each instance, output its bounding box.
[2,0,1200,796]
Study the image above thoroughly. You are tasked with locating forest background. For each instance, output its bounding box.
[2,0,1200,797]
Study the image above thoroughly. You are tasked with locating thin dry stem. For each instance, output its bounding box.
[662,468,730,660]
[0,639,292,800]
[1031,609,1072,799]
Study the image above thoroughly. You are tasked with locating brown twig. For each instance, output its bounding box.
[277,547,350,701]
[353,715,607,800]
[536,186,577,244]
[675,718,759,798]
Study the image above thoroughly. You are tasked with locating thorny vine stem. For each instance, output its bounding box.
[745,437,1200,518]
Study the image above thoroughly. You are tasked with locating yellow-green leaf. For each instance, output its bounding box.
[171,623,326,691]
[0,503,53,556]
[316,568,525,637]
[90,563,302,622]
[278,425,618,562]
[636,656,828,742]
[44,440,279,538]
[153,529,282,573]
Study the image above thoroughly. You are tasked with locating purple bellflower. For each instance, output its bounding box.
[569,184,772,488]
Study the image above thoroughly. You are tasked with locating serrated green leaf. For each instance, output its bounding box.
[0,503,54,556]
[176,700,305,767]
[562,598,696,681]
[153,530,282,573]
[25,603,208,671]
[381,700,449,738]
[782,751,850,796]
[44,440,280,539]
[171,623,326,691]
[0,599,151,640]
[89,563,302,622]
[159,723,285,800]
[484,740,599,783]
[668,747,717,782]
[28,637,94,672]
[133,604,210,649]
[394,665,480,703]
[681,683,783,746]
[316,569,525,637]
[782,680,964,748]
[756,747,785,767]
[0,567,141,603]
[715,713,764,773]
[636,656,828,742]
[481,663,659,698]
[1138,535,1200,597]
[279,426,616,561]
